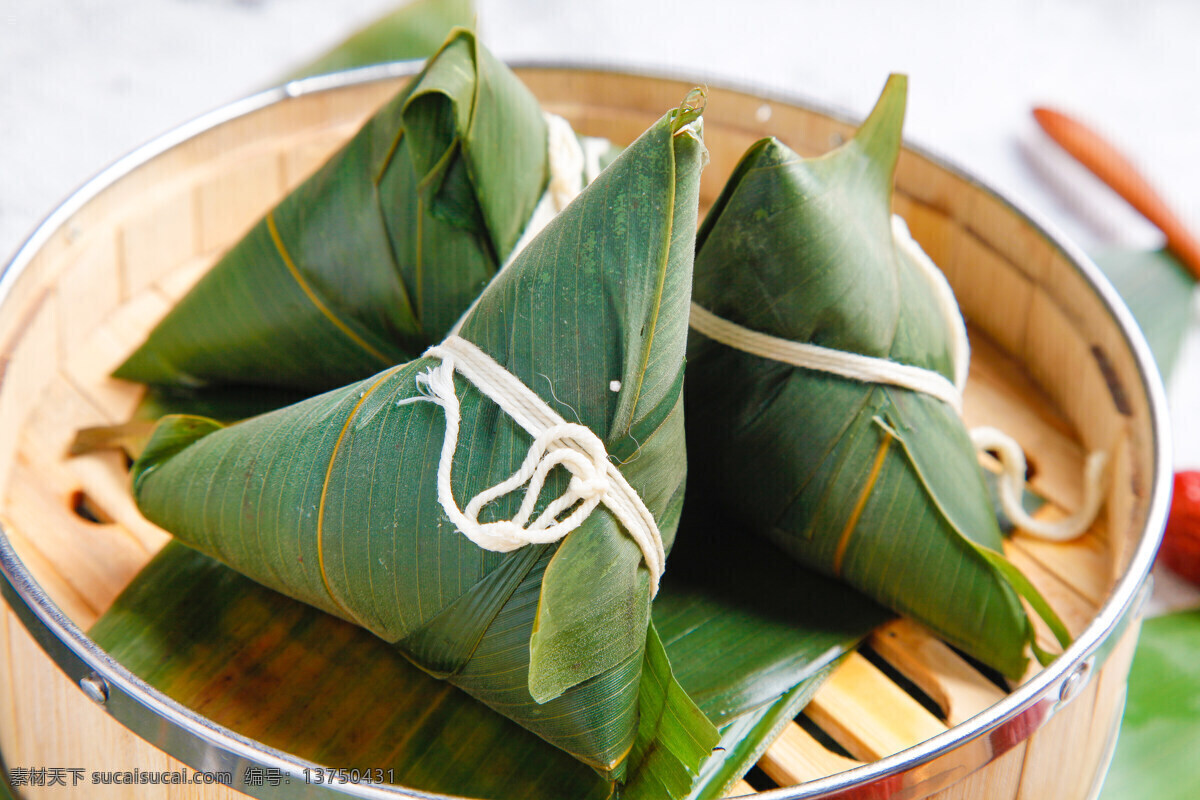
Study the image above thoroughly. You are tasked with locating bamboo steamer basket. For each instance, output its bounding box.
[0,63,1170,800]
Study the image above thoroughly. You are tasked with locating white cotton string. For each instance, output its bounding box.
[506,113,587,260]
[411,335,666,594]
[501,114,609,268]
[971,427,1109,542]
[892,216,970,393]
[893,217,1110,538]
[581,136,610,185]
[688,301,965,413]
[691,216,1109,542]
[450,113,601,338]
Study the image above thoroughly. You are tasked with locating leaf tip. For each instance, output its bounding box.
[671,87,707,133]
[845,73,908,182]
[131,414,224,496]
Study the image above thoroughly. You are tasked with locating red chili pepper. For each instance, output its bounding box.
[1158,470,1200,586]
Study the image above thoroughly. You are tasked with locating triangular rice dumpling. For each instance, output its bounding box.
[129,96,715,785]
[686,75,1068,681]
[115,28,613,394]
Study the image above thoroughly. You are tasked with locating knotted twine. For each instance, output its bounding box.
[689,216,1108,543]
[406,336,666,594]
[423,114,664,589]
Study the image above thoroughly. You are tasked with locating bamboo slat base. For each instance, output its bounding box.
[0,67,1158,800]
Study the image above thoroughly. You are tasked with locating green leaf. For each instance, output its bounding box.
[89,494,882,799]
[457,97,707,707]
[886,391,1070,661]
[131,415,224,490]
[1092,248,1194,380]
[657,501,889,728]
[68,385,311,463]
[621,623,720,798]
[687,74,1057,680]
[286,0,476,80]
[126,104,707,780]
[115,29,550,393]
[1099,609,1200,800]
[688,662,841,800]
[92,542,602,799]
[133,384,312,423]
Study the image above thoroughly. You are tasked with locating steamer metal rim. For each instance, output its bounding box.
[0,62,1172,800]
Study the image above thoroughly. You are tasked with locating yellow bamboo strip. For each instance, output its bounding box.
[154,252,216,303]
[1078,618,1141,794]
[61,288,170,422]
[805,653,948,762]
[119,184,198,300]
[4,462,147,621]
[870,620,1006,726]
[1023,288,1132,500]
[723,779,756,798]
[195,151,282,253]
[3,605,252,799]
[758,720,861,786]
[19,374,168,556]
[57,235,123,359]
[0,520,97,628]
[944,232,1036,359]
[280,126,361,189]
[0,288,60,493]
[1009,525,1110,609]
[1004,538,1099,688]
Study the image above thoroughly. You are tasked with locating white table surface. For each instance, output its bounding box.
[2,0,1199,610]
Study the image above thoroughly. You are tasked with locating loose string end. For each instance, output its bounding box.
[972,426,1109,543]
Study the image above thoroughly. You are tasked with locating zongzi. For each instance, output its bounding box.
[128,96,716,789]
[114,28,615,395]
[685,74,1071,681]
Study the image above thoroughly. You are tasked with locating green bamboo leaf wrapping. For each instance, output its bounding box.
[129,102,711,781]
[115,30,554,393]
[687,666,837,800]
[89,502,884,799]
[131,384,312,424]
[686,74,1059,681]
[286,0,476,80]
